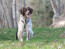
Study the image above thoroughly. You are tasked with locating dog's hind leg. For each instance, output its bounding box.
[29,32,31,40]
[29,29,34,38]
[26,30,29,41]
[16,32,18,40]
[17,31,23,45]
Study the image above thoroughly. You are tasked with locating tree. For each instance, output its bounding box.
[50,0,65,27]
[12,0,17,28]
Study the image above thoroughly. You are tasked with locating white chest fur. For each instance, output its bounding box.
[18,15,25,31]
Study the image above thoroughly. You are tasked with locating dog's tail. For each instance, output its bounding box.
[16,28,18,40]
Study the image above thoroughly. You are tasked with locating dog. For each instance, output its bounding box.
[25,7,34,41]
[16,7,34,45]
[16,7,27,45]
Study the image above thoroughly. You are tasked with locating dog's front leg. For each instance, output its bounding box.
[26,29,29,41]
[17,31,23,46]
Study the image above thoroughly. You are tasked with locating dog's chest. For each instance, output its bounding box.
[18,17,25,28]
[19,16,25,24]
[20,19,24,24]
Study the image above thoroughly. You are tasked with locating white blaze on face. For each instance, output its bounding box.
[26,11,30,18]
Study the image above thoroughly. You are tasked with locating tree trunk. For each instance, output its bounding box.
[50,0,65,28]
[12,0,17,28]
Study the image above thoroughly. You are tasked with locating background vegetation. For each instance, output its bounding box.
[0,0,53,28]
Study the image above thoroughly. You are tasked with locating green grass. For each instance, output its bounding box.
[0,27,65,49]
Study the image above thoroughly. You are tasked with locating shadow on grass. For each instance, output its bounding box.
[0,28,17,41]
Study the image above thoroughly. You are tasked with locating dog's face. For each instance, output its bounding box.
[25,7,33,18]
[19,7,33,18]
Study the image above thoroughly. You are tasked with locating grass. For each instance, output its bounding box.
[0,27,65,49]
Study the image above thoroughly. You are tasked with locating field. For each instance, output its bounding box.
[0,27,65,49]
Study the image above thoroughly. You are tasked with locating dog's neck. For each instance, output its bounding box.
[20,15,25,20]
[20,14,23,17]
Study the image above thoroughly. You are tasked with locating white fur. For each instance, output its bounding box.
[17,15,25,42]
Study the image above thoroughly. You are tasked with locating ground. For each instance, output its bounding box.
[0,27,65,49]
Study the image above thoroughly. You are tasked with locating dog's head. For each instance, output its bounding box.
[26,7,33,14]
[25,7,33,18]
[19,7,27,16]
[19,7,33,18]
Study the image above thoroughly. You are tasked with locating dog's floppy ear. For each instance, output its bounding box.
[27,7,33,14]
[19,8,23,15]
[19,7,27,16]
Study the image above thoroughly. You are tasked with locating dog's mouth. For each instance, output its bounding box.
[25,10,30,18]
[26,13,30,18]
[26,15,30,18]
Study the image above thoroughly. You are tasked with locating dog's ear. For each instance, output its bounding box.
[19,8,23,15]
[19,7,27,16]
[27,7,33,14]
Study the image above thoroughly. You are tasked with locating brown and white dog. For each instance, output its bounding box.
[25,7,33,41]
[16,7,33,45]
[16,7,26,45]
